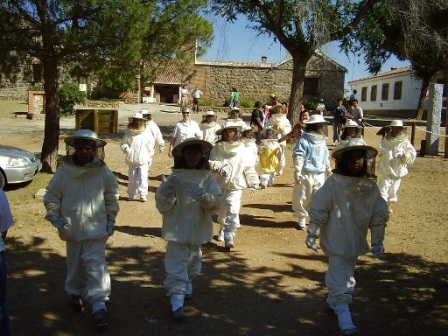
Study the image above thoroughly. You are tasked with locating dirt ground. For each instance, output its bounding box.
[1,101,448,336]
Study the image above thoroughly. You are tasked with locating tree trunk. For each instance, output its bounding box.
[415,75,431,120]
[443,63,448,158]
[288,53,310,126]
[40,58,60,173]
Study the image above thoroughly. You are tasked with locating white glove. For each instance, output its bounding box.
[371,244,384,257]
[161,175,180,197]
[159,145,164,154]
[250,184,260,193]
[394,150,404,159]
[46,215,66,229]
[121,145,130,154]
[187,187,211,203]
[305,235,320,253]
[106,219,115,236]
[294,172,303,184]
[209,160,230,177]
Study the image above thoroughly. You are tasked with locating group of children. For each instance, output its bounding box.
[39,101,417,334]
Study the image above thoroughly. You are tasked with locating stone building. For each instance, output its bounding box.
[142,51,346,111]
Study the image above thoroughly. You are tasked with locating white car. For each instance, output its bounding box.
[0,145,42,188]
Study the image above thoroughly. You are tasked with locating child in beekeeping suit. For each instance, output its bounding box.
[155,138,221,321]
[292,114,332,230]
[376,120,416,213]
[200,110,221,144]
[305,138,389,335]
[43,129,119,328]
[121,112,155,202]
[240,126,259,169]
[263,104,291,175]
[209,122,260,249]
[258,128,281,188]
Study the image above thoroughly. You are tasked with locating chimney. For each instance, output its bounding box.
[261,55,267,64]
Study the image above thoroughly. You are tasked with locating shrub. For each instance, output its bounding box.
[304,99,318,111]
[59,84,86,115]
[239,97,255,108]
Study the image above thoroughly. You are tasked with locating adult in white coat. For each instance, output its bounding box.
[121,112,154,202]
[305,139,389,335]
[292,114,332,230]
[263,104,292,175]
[168,107,202,157]
[44,129,120,328]
[377,120,416,213]
[155,138,221,320]
[209,122,260,248]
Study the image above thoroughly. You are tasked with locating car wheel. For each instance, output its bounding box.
[0,171,5,189]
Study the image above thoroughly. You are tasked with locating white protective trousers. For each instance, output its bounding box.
[65,238,110,304]
[377,175,402,203]
[325,255,357,309]
[259,173,275,187]
[217,189,243,233]
[127,162,149,199]
[292,172,326,219]
[164,241,202,296]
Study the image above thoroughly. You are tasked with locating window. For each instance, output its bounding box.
[361,87,367,101]
[32,64,43,83]
[393,81,402,100]
[381,83,389,100]
[303,78,319,95]
[370,85,377,101]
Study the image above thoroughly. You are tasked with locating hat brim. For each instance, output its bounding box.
[173,139,213,157]
[64,136,107,148]
[332,145,378,160]
[216,125,242,135]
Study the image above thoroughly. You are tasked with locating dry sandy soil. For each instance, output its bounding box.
[0,101,447,336]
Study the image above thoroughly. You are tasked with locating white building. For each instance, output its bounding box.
[348,66,442,118]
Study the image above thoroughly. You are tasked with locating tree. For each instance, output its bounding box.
[346,0,448,120]
[0,0,212,172]
[210,0,380,124]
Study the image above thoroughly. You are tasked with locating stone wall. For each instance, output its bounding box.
[188,53,345,112]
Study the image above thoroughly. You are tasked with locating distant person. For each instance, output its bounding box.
[0,188,14,335]
[348,99,363,126]
[305,138,388,336]
[270,94,279,107]
[223,108,247,130]
[229,87,239,109]
[200,110,221,144]
[316,99,326,116]
[44,129,120,328]
[191,87,203,113]
[376,120,416,213]
[349,89,357,103]
[180,85,189,109]
[250,101,265,144]
[278,110,310,143]
[332,97,347,146]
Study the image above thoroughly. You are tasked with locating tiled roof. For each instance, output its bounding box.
[152,62,183,85]
[348,65,412,84]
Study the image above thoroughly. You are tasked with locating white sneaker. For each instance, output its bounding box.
[217,229,224,242]
[140,196,147,202]
[296,217,306,230]
[224,231,234,248]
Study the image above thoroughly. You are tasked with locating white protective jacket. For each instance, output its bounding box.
[44,156,120,242]
[200,122,221,144]
[308,173,389,259]
[209,140,260,190]
[145,120,165,151]
[377,133,416,178]
[155,169,222,245]
[121,126,155,166]
[264,114,292,146]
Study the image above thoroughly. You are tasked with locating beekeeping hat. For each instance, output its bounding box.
[303,114,329,124]
[216,121,242,135]
[64,129,107,148]
[389,120,405,127]
[204,110,215,116]
[342,119,362,129]
[132,112,144,119]
[172,138,213,157]
[332,138,377,160]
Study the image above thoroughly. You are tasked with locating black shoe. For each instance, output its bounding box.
[70,294,83,313]
[93,309,108,328]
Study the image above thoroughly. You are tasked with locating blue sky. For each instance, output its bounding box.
[199,15,410,91]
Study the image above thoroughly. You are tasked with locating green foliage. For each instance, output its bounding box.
[59,84,86,116]
[239,97,255,108]
[199,99,208,106]
[304,99,318,111]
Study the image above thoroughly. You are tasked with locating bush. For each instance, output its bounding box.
[239,97,255,108]
[59,84,86,115]
[304,99,318,111]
